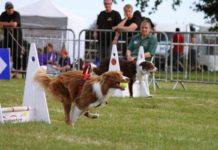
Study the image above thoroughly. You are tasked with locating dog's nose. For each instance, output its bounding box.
[151,67,157,72]
[154,67,157,72]
[122,76,129,82]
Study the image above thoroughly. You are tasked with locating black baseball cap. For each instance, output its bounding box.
[5,1,14,9]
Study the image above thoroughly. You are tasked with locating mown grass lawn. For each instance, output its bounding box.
[0,79,218,150]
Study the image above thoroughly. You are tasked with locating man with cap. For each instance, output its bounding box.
[55,48,71,72]
[95,0,121,60]
[0,1,23,78]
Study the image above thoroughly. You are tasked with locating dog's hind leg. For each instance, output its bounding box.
[84,111,99,119]
[63,102,72,125]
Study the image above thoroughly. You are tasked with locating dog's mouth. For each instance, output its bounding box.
[115,82,125,90]
[115,77,129,91]
[143,67,157,73]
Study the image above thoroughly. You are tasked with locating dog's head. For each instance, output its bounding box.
[101,71,129,90]
[138,61,157,75]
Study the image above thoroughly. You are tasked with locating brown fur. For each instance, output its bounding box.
[34,68,128,126]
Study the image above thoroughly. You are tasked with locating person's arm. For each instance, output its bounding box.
[0,12,20,27]
[93,12,102,39]
[112,17,127,44]
[93,25,98,39]
[145,36,157,59]
[59,57,71,71]
[112,31,120,44]
[116,23,138,32]
[126,38,135,61]
[112,18,128,31]
[0,21,17,27]
[126,49,134,61]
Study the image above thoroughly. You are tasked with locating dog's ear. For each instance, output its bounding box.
[102,71,122,81]
[102,72,109,80]
[117,71,123,75]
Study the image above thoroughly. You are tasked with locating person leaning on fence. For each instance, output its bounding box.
[0,1,23,78]
[126,20,157,62]
[94,0,121,59]
[112,4,141,57]
[172,27,185,71]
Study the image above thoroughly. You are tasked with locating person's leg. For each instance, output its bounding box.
[122,44,127,58]
[191,49,197,70]
[98,42,105,61]
[12,45,22,78]
[172,53,178,71]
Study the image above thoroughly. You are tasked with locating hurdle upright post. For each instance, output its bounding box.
[0,43,51,124]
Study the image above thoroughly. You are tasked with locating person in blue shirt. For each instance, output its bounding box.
[44,43,57,65]
[53,48,71,72]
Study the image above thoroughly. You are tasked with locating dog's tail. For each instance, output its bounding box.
[34,67,51,90]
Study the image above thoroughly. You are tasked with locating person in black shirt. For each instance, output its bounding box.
[95,0,121,60]
[112,4,141,57]
[0,1,23,78]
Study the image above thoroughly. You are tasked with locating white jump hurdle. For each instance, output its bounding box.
[109,45,129,97]
[0,43,51,124]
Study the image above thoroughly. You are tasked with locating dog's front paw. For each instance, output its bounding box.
[90,112,100,119]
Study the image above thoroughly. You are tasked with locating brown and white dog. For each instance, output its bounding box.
[93,58,157,97]
[34,68,129,126]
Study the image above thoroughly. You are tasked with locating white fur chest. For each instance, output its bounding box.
[88,82,112,108]
[136,66,146,81]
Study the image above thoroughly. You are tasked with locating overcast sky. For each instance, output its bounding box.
[0,0,210,30]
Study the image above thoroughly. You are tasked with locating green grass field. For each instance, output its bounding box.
[0,79,218,150]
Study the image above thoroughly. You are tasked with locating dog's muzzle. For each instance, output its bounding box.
[122,76,129,83]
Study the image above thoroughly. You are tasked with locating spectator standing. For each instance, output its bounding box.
[172,27,185,71]
[188,34,202,71]
[95,0,121,59]
[112,4,141,56]
[0,1,23,78]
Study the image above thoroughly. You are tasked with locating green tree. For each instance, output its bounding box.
[195,0,218,30]
[113,0,182,14]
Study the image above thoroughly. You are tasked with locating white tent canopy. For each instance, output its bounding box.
[18,0,86,60]
[18,0,85,34]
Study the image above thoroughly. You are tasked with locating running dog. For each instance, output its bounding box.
[34,68,129,127]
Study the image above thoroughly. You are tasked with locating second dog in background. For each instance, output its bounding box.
[93,58,157,97]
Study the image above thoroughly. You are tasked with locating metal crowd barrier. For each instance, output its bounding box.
[78,29,218,87]
[1,26,218,87]
[165,32,218,89]
[78,29,169,81]
[0,27,76,75]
